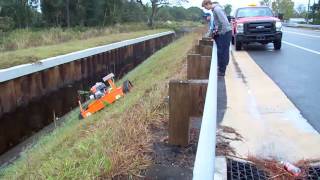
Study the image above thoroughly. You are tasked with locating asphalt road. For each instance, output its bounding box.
[244,27,320,132]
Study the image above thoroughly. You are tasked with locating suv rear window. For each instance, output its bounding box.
[236,7,274,18]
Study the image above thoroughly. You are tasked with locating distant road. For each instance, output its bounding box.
[245,27,320,132]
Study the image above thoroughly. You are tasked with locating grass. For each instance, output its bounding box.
[0,29,168,69]
[0,21,202,69]
[0,21,200,53]
[0,30,201,179]
[0,24,148,52]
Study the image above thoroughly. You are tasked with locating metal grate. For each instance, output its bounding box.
[306,166,320,180]
[227,158,270,180]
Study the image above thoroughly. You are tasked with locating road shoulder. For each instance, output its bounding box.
[220,49,320,162]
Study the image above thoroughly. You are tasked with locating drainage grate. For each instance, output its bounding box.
[306,166,320,180]
[227,158,270,180]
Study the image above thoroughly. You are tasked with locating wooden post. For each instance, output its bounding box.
[169,80,208,146]
[202,37,213,41]
[199,45,213,56]
[193,45,200,54]
[193,45,213,56]
[199,39,213,47]
[187,54,211,80]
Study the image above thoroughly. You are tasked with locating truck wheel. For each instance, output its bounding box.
[235,40,242,51]
[274,40,281,50]
[231,36,235,45]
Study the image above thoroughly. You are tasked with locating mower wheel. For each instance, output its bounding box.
[79,113,83,120]
[123,80,133,93]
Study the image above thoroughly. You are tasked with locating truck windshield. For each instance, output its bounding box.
[236,7,274,18]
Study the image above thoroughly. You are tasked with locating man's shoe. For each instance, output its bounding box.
[218,71,225,77]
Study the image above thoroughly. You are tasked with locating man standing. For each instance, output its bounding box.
[202,0,232,76]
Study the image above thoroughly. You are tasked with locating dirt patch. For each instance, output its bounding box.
[144,112,196,179]
[144,66,198,179]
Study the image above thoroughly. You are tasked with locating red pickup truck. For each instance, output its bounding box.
[230,6,283,50]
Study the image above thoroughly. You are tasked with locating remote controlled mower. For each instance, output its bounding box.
[78,73,132,119]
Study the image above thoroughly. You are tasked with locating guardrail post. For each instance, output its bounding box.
[199,39,213,47]
[194,45,213,56]
[187,54,211,80]
[169,80,208,146]
[202,37,212,41]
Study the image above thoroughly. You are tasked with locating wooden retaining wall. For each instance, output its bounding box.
[0,33,174,118]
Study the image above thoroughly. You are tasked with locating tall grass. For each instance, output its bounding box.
[0,30,201,179]
[0,21,201,69]
[0,23,151,52]
[0,21,201,52]
[0,29,168,69]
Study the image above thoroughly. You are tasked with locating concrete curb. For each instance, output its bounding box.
[214,156,227,180]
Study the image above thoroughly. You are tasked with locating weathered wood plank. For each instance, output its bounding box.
[187,54,211,80]
[169,80,208,146]
[199,39,213,47]
[193,45,213,56]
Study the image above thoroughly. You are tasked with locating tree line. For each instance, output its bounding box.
[0,0,203,31]
[260,0,320,23]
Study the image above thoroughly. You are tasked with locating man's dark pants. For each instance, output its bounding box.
[214,31,232,73]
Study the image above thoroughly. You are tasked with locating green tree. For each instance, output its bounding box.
[0,0,39,28]
[260,0,271,6]
[41,0,126,27]
[156,5,202,22]
[272,0,295,20]
[224,4,232,16]
[294,4,307,18]
[41,0,67,26]
[0,17,14,31]
[1,0,201,30]
[310,0,320,24]
[136,0,188,27]
[121,1,147,23]
[157,6,175,21]
[187,7,203,21]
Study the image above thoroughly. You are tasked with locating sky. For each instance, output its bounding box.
[183,0,311,9]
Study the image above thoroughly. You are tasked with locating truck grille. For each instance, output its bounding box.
[245,22,275,35]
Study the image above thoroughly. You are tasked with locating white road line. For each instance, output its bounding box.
[283,30,320,38]
[282,41,320,55]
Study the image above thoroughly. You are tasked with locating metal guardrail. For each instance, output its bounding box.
[0,31,174,83]
[193,43,218,179]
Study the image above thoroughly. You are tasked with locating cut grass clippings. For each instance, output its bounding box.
[247,156,320,179]
[0,30,202,179]
[0,29,168,69]
[217,126,320,179]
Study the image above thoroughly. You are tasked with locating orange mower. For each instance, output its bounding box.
[78,73,132,119]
